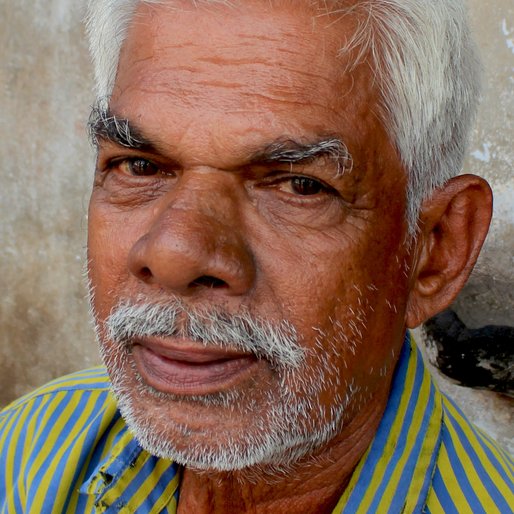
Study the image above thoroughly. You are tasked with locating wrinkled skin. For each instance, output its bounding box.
[87,1,492,512]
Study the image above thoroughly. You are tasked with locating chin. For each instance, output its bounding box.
[103,344,358,472]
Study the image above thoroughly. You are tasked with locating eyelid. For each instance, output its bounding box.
[262,171,337,193]
[100,155,161,175]
[108,155,153,166]
[97,143,170,167]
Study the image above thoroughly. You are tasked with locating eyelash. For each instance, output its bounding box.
[104,157,171,178]
[264,173,337,197]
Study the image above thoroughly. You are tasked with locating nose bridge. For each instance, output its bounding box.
[156,169,244,251]
[170,169,240,225]
[128,170,254,295]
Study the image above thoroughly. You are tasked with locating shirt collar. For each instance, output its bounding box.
[332,332,443,513]
[80,425,180,513]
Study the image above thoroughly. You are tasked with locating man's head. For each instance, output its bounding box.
[87,0,484,233]
[85,0,492,473]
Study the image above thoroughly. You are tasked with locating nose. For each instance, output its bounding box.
[127,174,255,297]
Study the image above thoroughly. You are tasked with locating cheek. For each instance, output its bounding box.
[253,222,410,380]
[87,197,140,320]
[254,219,407,318]
[322,259,409,393]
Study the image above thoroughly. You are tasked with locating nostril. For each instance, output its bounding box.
[140,267,152,279]
[190,275,228,289]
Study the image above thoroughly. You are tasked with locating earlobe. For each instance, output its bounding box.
[405,175,492,328]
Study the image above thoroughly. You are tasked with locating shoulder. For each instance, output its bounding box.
[1,366,111,414]
[0,368,125,510]
[426,393,514,512]
[0,367,116,453]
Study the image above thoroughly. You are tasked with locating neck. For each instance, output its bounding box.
[177,386,390,514]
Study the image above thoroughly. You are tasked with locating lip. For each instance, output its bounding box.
[131,336,260,395]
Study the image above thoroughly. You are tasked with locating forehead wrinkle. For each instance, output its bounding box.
[133,44,340,83]
[118,2,362,110]
[136,2,346,72]
[133,63,341,114]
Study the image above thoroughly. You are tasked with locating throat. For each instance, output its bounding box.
[175,429,368,514]
[176,467,351,514]
[174,385,391,514]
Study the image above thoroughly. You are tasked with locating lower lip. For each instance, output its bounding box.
[132,345,259,395]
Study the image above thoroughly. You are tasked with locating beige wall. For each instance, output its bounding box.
[459,0,514,328]
[1,1,512,451]
[0,2,98,402]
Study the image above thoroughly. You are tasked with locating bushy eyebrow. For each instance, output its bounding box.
[88,105,155,151]
[248,138,353,177]
[87,105,353,176]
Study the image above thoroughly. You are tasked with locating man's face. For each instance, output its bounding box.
[88,0,412,470]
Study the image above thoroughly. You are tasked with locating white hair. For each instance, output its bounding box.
[85,0,481,234]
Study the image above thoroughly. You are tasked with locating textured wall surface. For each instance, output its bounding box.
[0,1,98,403]
[458,0,514,329]
[0,1,512,451]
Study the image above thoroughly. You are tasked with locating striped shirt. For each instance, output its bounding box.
[1,334,513,513]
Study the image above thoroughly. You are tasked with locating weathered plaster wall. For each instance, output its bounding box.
[458,0,514,329]
[0,1,512,451]
[0,1,98,402]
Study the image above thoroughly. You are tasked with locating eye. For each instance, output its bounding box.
[289,177,326,196]
[122,158,160,176]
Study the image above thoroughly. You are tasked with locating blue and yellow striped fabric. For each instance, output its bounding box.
[1,335,513,513]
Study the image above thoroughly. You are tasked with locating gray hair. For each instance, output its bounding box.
[85,0,481,235]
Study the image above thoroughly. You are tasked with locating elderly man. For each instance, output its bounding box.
[1,0,513,512]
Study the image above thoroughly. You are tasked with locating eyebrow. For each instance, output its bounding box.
[248,138,353,176]
[88,105,156,151]
[88,105,353,176]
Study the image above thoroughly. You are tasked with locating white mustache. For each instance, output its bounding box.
[105,300,306,369]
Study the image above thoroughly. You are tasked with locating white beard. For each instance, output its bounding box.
[96,299,360,473]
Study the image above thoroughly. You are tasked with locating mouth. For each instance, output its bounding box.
[131,336,260,396]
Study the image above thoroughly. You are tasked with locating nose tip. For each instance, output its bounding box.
[127,209,255,297]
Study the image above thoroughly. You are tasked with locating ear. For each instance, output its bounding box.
[405,174,492,328]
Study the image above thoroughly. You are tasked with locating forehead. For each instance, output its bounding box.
[111,0,387,166]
